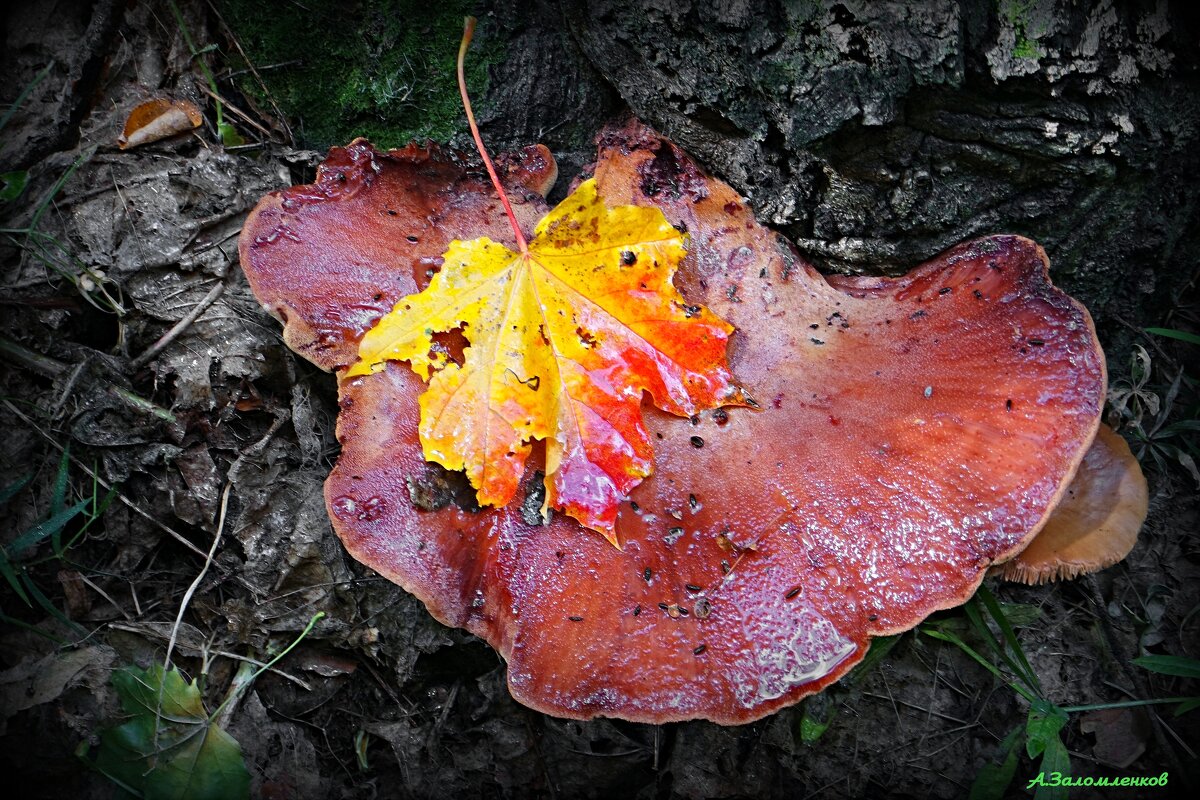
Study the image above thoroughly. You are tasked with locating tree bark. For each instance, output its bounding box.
[484,0,1199,349]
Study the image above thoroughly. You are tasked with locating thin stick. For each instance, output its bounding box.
[196,83,274,139]
[130,277,227,369]
[207,611,326,724]
[0,333,67,378]
[107,621,312,691]
[162,481,231,672]
[152,480,231,751]
[76,572,133,621]
[204,0,294,144]
[457,17,527,254]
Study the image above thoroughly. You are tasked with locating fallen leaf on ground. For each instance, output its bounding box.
[1081,706,1151,769]
[348,178,741,539]
[90,664,250,800]
[0,646,114,735]
[118,98,203,150]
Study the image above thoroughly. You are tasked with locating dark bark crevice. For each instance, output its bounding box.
[533,0,1198,348]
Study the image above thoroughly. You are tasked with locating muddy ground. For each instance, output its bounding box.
[1,1,1198,798]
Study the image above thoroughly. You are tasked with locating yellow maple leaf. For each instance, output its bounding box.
[346,178,741,543]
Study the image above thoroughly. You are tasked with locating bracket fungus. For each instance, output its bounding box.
[998,423,1147,585]
[240,119,1143,724]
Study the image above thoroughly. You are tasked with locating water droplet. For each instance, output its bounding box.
[331,495,357,519]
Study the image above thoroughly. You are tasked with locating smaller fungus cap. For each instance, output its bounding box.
[1001,423,1147,584]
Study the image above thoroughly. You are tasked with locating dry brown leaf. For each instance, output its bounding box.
[118,97,203,150]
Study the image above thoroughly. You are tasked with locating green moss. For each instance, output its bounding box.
[998,0,1042,61]
[218,0,501,150]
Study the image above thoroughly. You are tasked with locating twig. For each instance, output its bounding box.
[51,169,178,210]
[1112,314,1176,368]
[0,61,54,134]
[130,277,227,369]
[220,59,302,79]
[1083,575,1193,789]
[226,408,289,486]
[211,660,255,730]
[206,611,326,725]
[76,572,132,621]
[188,226,240,256]
[861,692,969,725]
[107,621,312,691]
[0,334,176,422]
[196,83,273,139]
[180,207,246,250]
[0,333,68,378]
[424,680,460,752]
[205,0,294,145]
[162,482,231,672]
[50,359,89,418]
[107,385,177,424]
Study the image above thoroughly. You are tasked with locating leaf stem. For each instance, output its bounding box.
[207,611,325,724]
[457,17,527,254]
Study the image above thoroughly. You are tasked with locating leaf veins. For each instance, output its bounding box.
[347,178,742,543]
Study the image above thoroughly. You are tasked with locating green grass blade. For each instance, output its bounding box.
[1144,327,1200,346]
[0,473,33,505]
[61,483,119,553]
[6,498,89,556]
[923,627,1038,703]
[1061,696,1197,713]
[207,611,325,723]
[1134,654,1200,679]
[21,571,85,635]
[977,585,1042,694]
[844,634,903,685]
[0,611,66,643]
[1175,698,1200,715]
[50,444,71,553]
[0,550,31,604]
[0,61,53,134]
[963,595,1039,698]
[28,145,96,233]
[963,600,1004,657]
[95,482,119,515]
[50,443,70,515]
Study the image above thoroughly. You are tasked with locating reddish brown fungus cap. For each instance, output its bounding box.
[240,120,1105,724]
[1000,423,1146,584]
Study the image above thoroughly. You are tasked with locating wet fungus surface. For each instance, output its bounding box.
[242,140,556,370]
[240,120,1108,724]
